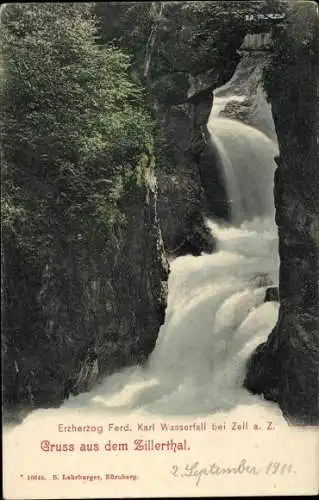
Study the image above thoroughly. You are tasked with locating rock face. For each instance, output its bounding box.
[244,3,319,425]
[264,287,279,303]
[154,86,217,256]
[145,5,244,256]
[95,1,245,255]
[3,155,169,409]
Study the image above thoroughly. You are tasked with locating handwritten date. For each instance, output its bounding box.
[170,459,295,486]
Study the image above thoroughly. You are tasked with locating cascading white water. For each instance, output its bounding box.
[51,216,278,416]
[4,48,319,500]
[3,217,280,422]
[207,118,278,224]
[4,53,282,421]
[5,57,319,500]
[211,51,278,142]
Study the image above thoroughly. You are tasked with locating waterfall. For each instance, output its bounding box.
[4,27,319,498]
[3,52,282,420]
[201,50,279,223]
[210,52,278,142]
[5,55,318,497]
[207,118,278,224]
[239,32,272,51]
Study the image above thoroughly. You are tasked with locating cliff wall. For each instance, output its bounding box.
[244,2,319,425]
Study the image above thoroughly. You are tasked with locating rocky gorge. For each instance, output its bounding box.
[2,1,319,425]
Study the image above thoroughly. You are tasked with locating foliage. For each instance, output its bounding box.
[1,3,153,266]
[94,1,287,106]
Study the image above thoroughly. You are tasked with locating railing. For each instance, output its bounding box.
[244,13,286,22]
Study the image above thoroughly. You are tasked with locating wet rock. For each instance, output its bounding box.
[3,154,169,408]
[245,2,319,425]
[264,286,279,303]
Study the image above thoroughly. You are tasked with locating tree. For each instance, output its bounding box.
[1,2,155,405]
[1,2,152,266]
